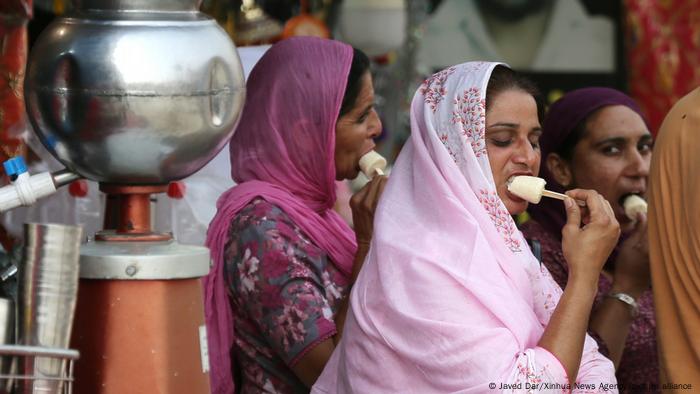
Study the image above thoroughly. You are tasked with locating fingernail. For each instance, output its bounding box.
[565,197,573,208]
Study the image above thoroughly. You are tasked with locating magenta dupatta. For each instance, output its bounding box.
[312,62,617,393]
[203,37,356,394]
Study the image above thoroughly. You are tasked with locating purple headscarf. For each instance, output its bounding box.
[203,37,356,394]
[528,87,647,239]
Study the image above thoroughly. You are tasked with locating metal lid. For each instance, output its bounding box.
[80,240,211,280]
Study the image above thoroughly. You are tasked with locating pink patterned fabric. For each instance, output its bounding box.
[204,37,356,394]
[312,62,616,393]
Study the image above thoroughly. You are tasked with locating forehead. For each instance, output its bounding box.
[486,89,539,124]
[355,72,374,99]
[583,105,649,141]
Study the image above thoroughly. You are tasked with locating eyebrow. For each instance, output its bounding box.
[594,133,653,147]
[593,137,626,147]
[487,122,519,129]
[487,122,542,132]
[359,103,373,116]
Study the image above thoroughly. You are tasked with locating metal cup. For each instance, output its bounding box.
[0,298,14,393]
[16,223,82,394]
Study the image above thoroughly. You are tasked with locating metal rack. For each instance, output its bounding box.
[0,345,79,394]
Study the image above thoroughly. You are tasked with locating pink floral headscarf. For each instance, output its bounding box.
[203,37,356,394]
[312,62,616,393]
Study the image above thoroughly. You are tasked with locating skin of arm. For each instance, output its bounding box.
[537,189,620,383]
[588,212,650,367]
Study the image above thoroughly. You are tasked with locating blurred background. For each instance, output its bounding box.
[1,0,698,249]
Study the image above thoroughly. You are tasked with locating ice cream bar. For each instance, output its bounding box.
[507,175,585,206]
[507,175,546,203]
[623,194,647,220]
[359,150,387,179]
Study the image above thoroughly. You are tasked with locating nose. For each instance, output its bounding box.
[512,139,539,168]
[368,109,382,139]
[626,148,650,178]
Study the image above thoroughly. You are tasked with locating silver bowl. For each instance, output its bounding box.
[25,0,246,184]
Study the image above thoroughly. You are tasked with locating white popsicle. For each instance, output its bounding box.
[507,175,546,203]
[623,194,647,220]
[507,175,585,206]
[359,150,387,179]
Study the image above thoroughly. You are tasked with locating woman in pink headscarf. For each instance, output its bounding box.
[203,37,387,393]
[313,62,619,393]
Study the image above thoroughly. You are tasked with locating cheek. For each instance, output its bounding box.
[532,152,541,174]
[486,150,510,184]
[572,159,619,193]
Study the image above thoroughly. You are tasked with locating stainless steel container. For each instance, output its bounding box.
[16,223,82,394]
[25,0,246,184]
[0,298,13,393]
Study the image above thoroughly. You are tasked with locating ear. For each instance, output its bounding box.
[546,153,573,188]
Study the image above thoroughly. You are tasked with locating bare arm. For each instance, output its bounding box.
[538,189,620,383]
[589,212,650,367]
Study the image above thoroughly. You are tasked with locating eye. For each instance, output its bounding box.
[601,145,621,155]
[529,137,541,150]
[638,141,653,153]
[489,138,512,147]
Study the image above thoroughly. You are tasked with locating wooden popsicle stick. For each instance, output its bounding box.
[374,168,384,176]
[542,189,586,206]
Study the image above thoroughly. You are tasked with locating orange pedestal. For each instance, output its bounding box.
[71,279,210,394]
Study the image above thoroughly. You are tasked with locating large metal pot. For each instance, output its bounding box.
[25,0,246,184]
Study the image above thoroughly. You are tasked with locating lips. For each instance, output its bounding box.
[617,191,646,207]
[504,172,535,204]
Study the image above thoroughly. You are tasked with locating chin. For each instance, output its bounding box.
[505,201,528,216]
[619,218,635,233]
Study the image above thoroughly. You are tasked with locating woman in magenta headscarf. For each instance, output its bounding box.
[522,87,656,391]
[204,37,387,393]
[313,62,619,393]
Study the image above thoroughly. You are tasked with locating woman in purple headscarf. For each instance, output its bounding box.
[203,37,387,393]
[522,87,657,391]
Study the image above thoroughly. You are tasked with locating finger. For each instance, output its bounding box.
[349,182,371,208]
[634,212,648,236]
[562,195,581,233]
[636,213,649,252]
[602,196,615,219]
[570,189,608,223]
[566,189,596,224]
[362,175,387,211]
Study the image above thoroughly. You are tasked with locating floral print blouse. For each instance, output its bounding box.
[521,219,658,393]
[224,198,350,394]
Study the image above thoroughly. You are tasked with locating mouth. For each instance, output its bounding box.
[507,171,534,181]
[505,172,535,204]
[355,146,377,174]
[617,191,646,222]
[506,190,527,204]
[362,144,377,156]
[617,191,646,207]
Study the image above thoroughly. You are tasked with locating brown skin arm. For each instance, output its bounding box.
[538,189,620,383]
[290,176,387,387]
[588,212,649,367]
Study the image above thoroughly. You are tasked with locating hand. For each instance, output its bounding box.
[561,189,621,282]
[611,212,650,297]
[349,175,388,246]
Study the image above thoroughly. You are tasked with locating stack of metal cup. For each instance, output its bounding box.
[16,223,82,394]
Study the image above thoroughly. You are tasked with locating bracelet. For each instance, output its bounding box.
[607,292,639,318]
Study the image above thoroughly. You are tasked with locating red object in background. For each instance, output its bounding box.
[167,181,186,199]
[0,0,32,251]
[69,179,89,197]
[0,0,32,163]
[625,0,700,135]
